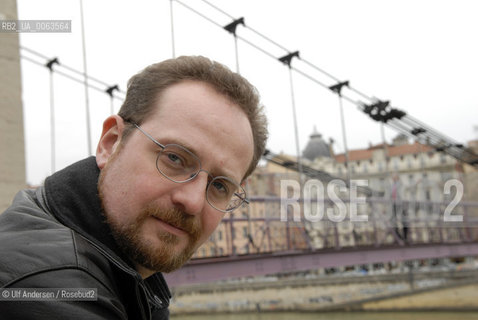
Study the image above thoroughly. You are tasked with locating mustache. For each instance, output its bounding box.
[144,205,201,240]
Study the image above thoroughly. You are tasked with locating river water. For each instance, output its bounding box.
[171,312,478,320]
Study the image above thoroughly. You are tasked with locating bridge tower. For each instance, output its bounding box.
[0,0,26,212]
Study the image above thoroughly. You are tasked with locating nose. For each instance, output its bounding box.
[170,171,209,215]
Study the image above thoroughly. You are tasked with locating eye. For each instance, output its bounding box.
[162,151,186,168]
[211,179,228,195]
[167,152,182,164]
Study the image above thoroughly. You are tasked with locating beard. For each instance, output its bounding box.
[98,145,202,273]
[106,203,201,273]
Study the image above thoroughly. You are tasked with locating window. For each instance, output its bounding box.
[393,158,399,171]
[441,172,452,182]
[440,153,447,164]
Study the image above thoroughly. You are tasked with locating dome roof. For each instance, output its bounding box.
[302,127,331,160]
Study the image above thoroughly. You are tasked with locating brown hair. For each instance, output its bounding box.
[118,55,268,179]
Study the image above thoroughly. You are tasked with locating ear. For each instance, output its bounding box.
[96,115,125,169]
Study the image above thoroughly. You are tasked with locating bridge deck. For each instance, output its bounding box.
[165,242,478,286]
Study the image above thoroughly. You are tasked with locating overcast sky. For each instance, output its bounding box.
[16,0,478,185]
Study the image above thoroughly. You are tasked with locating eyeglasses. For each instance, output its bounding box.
[130,122,249,213]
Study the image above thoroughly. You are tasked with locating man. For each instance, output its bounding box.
[0,56,268,319]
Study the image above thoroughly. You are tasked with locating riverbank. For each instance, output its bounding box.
[361,282,478,311]
[169,269,478,314]
[170,311,478,320]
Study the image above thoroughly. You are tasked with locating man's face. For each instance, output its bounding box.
[97,80,254,274]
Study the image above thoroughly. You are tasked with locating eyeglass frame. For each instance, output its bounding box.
[126,121,250,213]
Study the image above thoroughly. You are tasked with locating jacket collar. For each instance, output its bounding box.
[44,157,171,305]
[44,156,124,261]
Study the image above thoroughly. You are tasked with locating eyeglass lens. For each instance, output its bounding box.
[156,144,245,212]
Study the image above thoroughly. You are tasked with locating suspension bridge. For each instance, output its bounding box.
[4,0,478,288]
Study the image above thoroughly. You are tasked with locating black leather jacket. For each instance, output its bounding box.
[0,157,171,319]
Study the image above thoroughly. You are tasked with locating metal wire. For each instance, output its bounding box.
[199,0,235,20]
[23,0,478,167]
[170,0,176,58]
[21,55,121,96]
[20,46,127,95]
[174,0,223,29]
[80,0,92,156]
[235,34,278,61]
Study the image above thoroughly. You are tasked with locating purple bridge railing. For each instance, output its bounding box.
[165,198,478,286]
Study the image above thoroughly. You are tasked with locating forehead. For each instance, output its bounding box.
[140,80,254,182]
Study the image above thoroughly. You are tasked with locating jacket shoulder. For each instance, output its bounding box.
[0,189,116,292]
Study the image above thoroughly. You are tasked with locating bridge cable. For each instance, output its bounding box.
[21,47,124,93]
[79,0,92,156]
[200,0,235,19]
[23,1,478,168]
[45,58,59,174]
[279,51,304,186]
[174,0,478,167]
[174,0,223,29]
[21,55,109,94]
[20,47,126,100]
[197,0,377,103]
[169,0,176,58]
[223,17,245,73]
[21,52,129,173]
[329,81,351,182]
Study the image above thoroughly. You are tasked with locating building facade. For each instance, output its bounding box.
[194,130,477,259]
